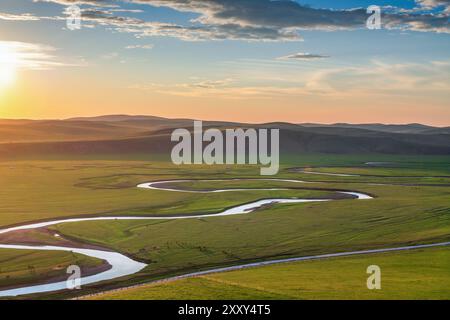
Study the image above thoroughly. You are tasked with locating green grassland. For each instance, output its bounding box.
[88,247,450,300]
[48,180,450,295]
[0,249,104,290]
[0,155,449,298]
[1,155,448,226]
[0,160,345,226]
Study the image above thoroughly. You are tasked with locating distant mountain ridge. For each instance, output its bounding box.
[299,123,449,134]
[66,114,171,122]
[0,115,449,158]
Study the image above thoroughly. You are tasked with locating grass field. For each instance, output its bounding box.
[1,155,449,226]
[0,155,449,299]
[87,247,450,300]
[47,179,450,296]
[0,160,339,226]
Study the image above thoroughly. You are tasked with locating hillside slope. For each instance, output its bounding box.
[0,115,448,158]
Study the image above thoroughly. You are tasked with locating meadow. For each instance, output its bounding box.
[88,246,450,300]
[0,154,449,299]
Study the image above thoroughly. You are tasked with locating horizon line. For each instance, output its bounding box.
[0,114,448,128]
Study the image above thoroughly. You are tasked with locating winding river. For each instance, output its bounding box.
[0,178,419,298]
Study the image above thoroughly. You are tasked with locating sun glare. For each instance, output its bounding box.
[0,44,18,88]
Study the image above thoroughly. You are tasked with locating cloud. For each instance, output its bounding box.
[129,59,450,99]
[138,0,450,33]
[0,41,83,70]
[35,0,113,6]
[125,44,154,49]
[77,8,301,41]
[0,12,40,21]
[110,9,144,13]
[100,51,119,59]
[130,77,234,93]
[22,0,450,40]
[143,0,367,29]
[416,0,450,13]
[278,53,330,61]
[129,82,276,99]
[416,0,450,8]
[291,59,450,96]
[190,78,234,88]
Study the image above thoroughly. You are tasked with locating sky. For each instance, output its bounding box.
[0,0,449,125]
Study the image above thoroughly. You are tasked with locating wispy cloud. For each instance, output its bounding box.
[0,12,40,21]
[100,52,119,59]
[278,53,330,61]
[0,41,85,70]
[110,9,144,13]
[416,0,450,9]
[125,44,154,49]
[76,8,300,41]
[189,78,234,89]
[35,0,113,6]
[129,60,450,99]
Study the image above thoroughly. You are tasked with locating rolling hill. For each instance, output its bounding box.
[0,115,449,159]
